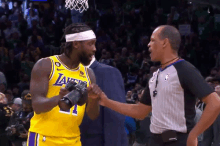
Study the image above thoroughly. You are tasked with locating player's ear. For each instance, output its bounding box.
[72,41,80,50]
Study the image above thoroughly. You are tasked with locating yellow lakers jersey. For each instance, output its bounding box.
[29,55,91,137]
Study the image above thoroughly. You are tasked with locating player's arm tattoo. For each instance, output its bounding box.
[86,68,99,120]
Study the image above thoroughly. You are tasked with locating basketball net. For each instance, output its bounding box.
[65,0,89,13]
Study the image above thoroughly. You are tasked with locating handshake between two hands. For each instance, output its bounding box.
[87,83,107,106]
[58,83,107,106]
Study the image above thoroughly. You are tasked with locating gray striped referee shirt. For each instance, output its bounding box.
[140,59,214,134]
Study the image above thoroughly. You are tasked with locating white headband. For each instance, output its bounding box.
[65,30,96,42]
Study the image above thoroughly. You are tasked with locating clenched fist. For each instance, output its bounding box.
[58,88,69,99]
[87,84,103,100]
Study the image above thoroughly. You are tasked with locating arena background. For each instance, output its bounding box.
[0,0,220,145]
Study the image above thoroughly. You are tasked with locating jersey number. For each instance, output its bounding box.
[59,104,78,115]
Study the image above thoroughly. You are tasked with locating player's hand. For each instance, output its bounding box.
[58,88,69,99]
[87,84,102,100]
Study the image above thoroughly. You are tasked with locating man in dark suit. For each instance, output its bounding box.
[80,57,128,146]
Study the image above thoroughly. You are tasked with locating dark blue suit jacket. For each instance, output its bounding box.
[80,61,128,146]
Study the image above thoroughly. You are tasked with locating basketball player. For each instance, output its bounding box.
[28,23,102,146]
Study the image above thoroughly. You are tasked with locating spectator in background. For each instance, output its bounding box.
[215,84,220,96]
[4,21,20,40]
[12,85,20,98]
[209,67,218,78]
[14,41,26,55]
[138,36,149,52]
[0,38,9,65]
[0,2,9,17]
[0,92,12,146]
[133,116,151,146]
[0,15,8,30]
[8,2,22,28]
[167,7,179,26]
[17,74,30,94]
[125,66,139,91]
[186,2,198,34]
[24,2,38,20]
[5,89,14,105]
[7,90,33,146]
[9,31,21,50]
[194,99,203,146]
[211,76,220,88]
[140,57,150,72]
[125,114,136,146]
[82,7,99,24]
[0,71,7,93]
[11,98,22,112]
[27,28,43,46]
[96,30,111,45]
[126,90,133,100]
[45,24,56,46]
[20,54,34,77]
[26,19,41,37]
[12,2,22,15]
[99,50,113,66]
[112,51,121,67]
[4,49,21,86]
[0,23,5,39]
[150,8,167,31]
[135,53,143,66]
[0,92,8,104]
[26,9,39,28]
[132,89,151,146]
[202,85,220,146]
[17,14,28,41]
[215,52,220,68]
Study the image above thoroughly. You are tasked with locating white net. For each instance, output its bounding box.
[65,0,89,13]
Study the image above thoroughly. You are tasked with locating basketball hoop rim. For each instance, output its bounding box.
[65,0,89,13]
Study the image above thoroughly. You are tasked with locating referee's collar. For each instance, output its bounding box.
[160,59,184,71]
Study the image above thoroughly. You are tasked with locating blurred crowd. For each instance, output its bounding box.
[0,0,220,145]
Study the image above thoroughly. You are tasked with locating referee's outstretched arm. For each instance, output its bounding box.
[99,86,152,120]
[99,83,220,139]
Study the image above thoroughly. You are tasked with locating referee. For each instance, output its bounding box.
[98,25,220,146]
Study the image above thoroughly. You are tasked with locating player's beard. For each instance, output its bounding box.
[79,51,91,66]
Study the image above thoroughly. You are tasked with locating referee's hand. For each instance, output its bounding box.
[187,133,198,146]
[98,92,108,106]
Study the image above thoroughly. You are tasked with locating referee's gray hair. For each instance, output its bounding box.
[158,25,181,52]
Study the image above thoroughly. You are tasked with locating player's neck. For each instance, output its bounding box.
[59,53,80,69]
